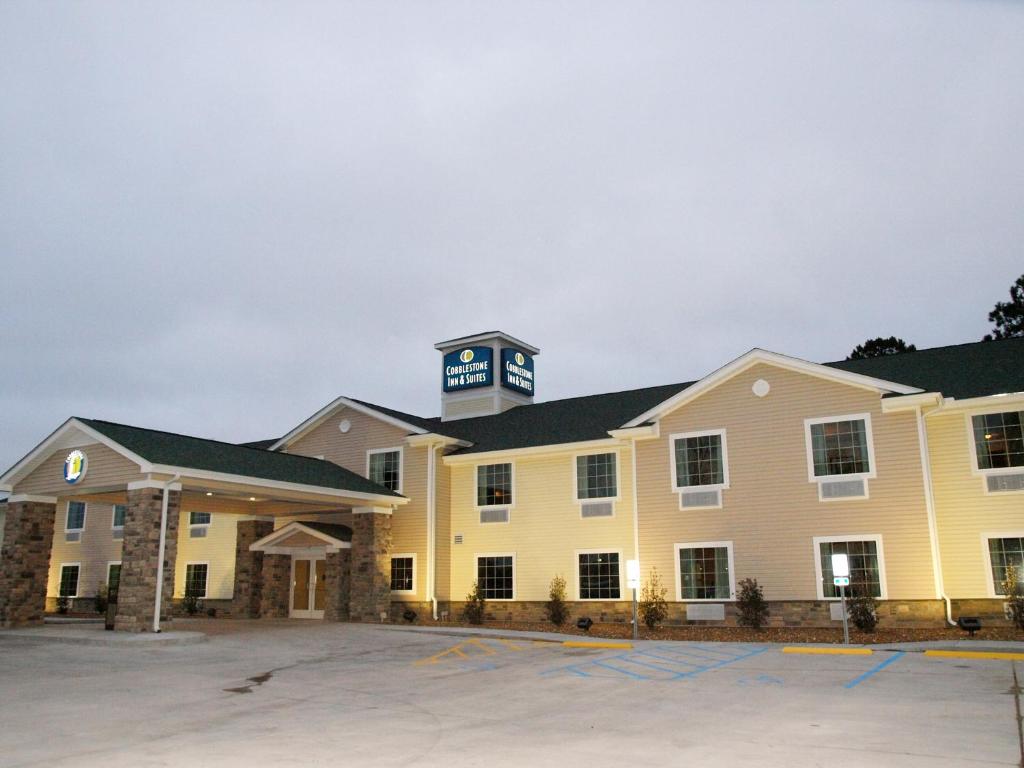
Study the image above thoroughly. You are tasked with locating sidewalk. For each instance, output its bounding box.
[0,622,206,647]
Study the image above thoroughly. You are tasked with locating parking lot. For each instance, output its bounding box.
[0,621,1020,767]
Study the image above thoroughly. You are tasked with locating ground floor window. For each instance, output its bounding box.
[476,555,514,600]
[184,563,208,598]
[390,555,414,592]
[817,538,882,598]
[988,537,1024,595]
[578,552,620,600]
[107,563,121,594]
[678,543,732,600]
[59,564,80,598]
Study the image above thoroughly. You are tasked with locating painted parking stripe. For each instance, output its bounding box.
[925,650,1024,662]
[844,651,906,689]
[783,646,873,656]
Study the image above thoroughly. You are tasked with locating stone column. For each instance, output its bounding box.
[114,486,181,632]
[259,554,291,618]
[324,549,352,622]
[232,519,274,618]
[0,498,56,628]
[349,507,392,622]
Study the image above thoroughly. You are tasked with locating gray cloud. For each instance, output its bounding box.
[2,0,1022,470]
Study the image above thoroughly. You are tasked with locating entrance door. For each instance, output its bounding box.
[290,557,326,619]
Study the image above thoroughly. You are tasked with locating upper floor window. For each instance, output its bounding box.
[973,411,1024,470]
[368,448,403,492]
[672,430,728,489]
[66,501,86,532]
[576,453,617,500]
[189,511,211,538]
[807,417,872,477]
[477,463,512,507]
[112,504,126,529]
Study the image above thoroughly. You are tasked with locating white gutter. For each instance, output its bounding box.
[914,407,955,626]
[427,440,439,620]
[152,474,181,633]
[630,438,640,566]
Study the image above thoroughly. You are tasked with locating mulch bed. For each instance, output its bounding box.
[416,619,1024,645]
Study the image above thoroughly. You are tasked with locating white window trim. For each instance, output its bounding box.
[65,501,86,533]
[669,429,730,493]
[390,552,417,595]
[59,562,81,598]
[184,561,210,599]
[474,552,516,601]
[674,541,736,603]
[111,504,126,531]
[574,548,625,602]
[812,534,887,601]
[572,450,621,508]
[366,446,405,494]
[803,413,877,486]
[475,461,515,511]
[189,510,212,530]
[965,410,1024,492]
[981,531,1024,599]
[106,561,121,588]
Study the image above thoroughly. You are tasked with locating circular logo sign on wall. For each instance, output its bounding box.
[459,349,475,364]
[64,450,88,484]
[515,352,525,366]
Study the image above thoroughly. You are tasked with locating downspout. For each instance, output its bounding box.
[630,438,640,565]
[427,442,438,620]
[152,474,181,633]
[915,407,955,626]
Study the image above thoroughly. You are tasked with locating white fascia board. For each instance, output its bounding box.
[607,424,660,441]
[269,396,431,451]
[442,437,624,465]
[880,392,943,413]
[434,332,540,355]
[148,464,409,506]
[621,349,923,428]
[249,521,352,551]
[0,418,152,489]
[926,391,1024,414]
[406,433,473,449]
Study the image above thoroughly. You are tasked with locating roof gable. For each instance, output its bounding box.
[269,397,433,451]
[250,521,352,551]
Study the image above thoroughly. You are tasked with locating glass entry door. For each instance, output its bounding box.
[290,557,326,619]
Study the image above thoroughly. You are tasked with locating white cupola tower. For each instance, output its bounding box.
[435,331,540,421]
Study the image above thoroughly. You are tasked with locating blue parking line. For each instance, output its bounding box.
[688,644,750,658]
[844,651,905,689]
[647,647,735,663]
[634,650,703,667]
[680,646,770,678]
[592,660,649,680]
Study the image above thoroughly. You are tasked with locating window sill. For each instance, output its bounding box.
[679,598,735,603]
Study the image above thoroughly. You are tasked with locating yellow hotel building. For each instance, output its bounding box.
[0,331,1021,630]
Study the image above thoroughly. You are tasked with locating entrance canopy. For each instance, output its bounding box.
[250,521,352,554]
[0,417,406,514]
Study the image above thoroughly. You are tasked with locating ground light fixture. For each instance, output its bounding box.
[402,608,417,623]
[577,617,593,632]
[957,616,982,637]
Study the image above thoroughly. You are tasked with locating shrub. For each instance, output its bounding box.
[639,567,669,629]
[545,575,569,626]
[56,596,70,615]
[1002,564,1024,630]
[182,584,203,616]
[847,586,878,632]
[462,581,486,625]
[736,578,769,629]
[94,584,108,615]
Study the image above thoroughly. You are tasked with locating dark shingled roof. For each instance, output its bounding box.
[825,337,1024,400]
[238,438,279,450]
[299,521,353,542]
[78,418,402,498]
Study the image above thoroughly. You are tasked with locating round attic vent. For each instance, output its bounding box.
[752,379,770,398]
[339,419,352,433]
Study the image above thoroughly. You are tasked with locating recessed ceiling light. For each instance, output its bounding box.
[249,497,256,502]
[206,492,213,496]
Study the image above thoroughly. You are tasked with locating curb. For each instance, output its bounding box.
[783,646,873,656]
[924,649,1024,661]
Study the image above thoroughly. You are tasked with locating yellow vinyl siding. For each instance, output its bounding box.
[435,458,452,601]
[927,410,1024,598]
[47,500,123,598]
[174,508,239,600]
[285,406,429,601]
[447,446,635,602]
[17,443,139,496]
[635,362,936,601]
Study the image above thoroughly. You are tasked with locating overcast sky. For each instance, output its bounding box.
[1,0,1022,471]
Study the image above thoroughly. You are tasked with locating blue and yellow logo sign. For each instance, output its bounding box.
[501,348,535,396]
[443,346,493,392]
[64,450,87,484]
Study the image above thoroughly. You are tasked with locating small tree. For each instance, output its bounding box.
[847,584,878,632]
[847,337,917,360]
[56,596,70,615]
[1002,564,1024,630]
[736,578,769,629]
[182,583,203,616]
[545,575,569,626]
[462,581,486,625]
[983,274,1024,340]
[639,567,669,629]
[94,584,108,615]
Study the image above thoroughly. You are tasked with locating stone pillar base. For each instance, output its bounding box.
[324,550,351,621]
[0,500,56,628]
[114,487,180,632]
[260,554,291,618]
[232,520,274,618]
[349,508,392,622]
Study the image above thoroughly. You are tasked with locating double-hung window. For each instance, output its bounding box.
[390,555,415,593]
[477,463,512,523]
[815,537,885,599]
[576,453,617,518]
[805,414,874,500]
[972,412,1024,493]
[112,504,126,540]
[189,511,211,538]
[368,448,403,493]
[59,564,80,598]
[476,555,514,600]
[577,551,621,600]
[986,537,1024,596]
[677,543,734,600]
[671,430,728,508]
[65,501,86,542]
[184,563,208,599]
